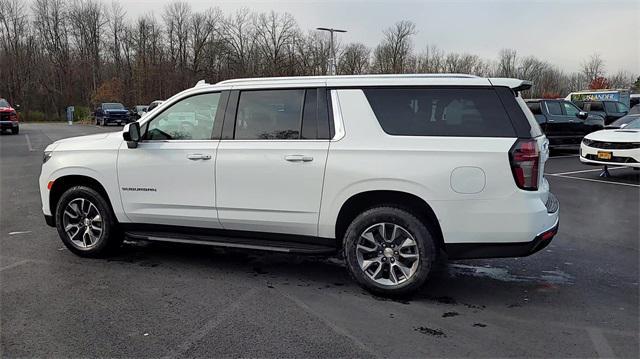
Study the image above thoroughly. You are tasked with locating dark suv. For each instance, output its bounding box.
[94,103,131,126]
[525,99,604,148]
[574,100,629,125]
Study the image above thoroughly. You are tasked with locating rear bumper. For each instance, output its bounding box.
[446,217,559,259]
[444,191,559,259]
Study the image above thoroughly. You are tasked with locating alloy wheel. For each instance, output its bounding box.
[356,222,420,286]
[62,198,103,248]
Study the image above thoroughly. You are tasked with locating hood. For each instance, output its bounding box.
[51,131,124,151]
[104,109,128,114]
[585,129,640,142]
[0,106,16,112]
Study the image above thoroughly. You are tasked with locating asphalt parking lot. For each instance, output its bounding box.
[1,123,638,358]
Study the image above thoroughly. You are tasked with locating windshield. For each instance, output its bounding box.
[624,118,640,129]
[0,99,9,108]
[103,103,124,110]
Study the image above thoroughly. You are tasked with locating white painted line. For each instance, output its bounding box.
[25,133,34,151]
[548,173,640,188]
[0,260,30,272]
[278,290,379,358]
[587,328,616,358]
[8,231,32,235]
[162,288,258,358]
[548,166,626,176]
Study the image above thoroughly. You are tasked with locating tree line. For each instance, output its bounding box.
[0,0,637,120]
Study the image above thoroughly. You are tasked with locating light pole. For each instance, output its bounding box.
[316,27,347,75]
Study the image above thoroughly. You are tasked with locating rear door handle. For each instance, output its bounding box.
[285,155,313,162]
[187,153,212,160]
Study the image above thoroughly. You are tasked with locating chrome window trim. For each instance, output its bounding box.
[330,90,345,141]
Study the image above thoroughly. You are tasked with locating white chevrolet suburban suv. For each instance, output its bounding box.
[40,74,559,296]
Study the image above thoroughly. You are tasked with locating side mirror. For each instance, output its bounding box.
[577,111,589,120]
[123,122,141,148]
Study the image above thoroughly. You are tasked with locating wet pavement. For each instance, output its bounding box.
[1,123,638,357]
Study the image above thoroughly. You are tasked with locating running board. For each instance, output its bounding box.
[124,231,337,254]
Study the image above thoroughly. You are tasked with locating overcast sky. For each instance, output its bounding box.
[116,0,639,74]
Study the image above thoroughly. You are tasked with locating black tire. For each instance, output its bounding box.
[11,127,18,135]
[343,206,436,297]
[55,186,122,257]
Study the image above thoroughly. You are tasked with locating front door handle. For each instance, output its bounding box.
[187,153,212,160]
[285,155,313,162]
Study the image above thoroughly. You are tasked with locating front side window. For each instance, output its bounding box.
[235,90,304,140]
[615,102,629,112]
[562,102,580,116]
[144,92,220,140]
[363,88,516,137]
[546,101,562,116]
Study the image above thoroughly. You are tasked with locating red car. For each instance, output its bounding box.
[0,98,19,135]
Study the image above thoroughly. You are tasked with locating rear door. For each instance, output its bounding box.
[215,87,331,236]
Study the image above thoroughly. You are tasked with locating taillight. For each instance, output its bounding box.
[509,139,539,191]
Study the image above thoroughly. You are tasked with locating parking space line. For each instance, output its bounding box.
[25,134,34,151]
[547,166,626,176]
[548,154,578,159]
[162,288,258,359]
[0,260,31,272]
[278,290,379,358]
[548,173,640,188]
[587,328,616,358]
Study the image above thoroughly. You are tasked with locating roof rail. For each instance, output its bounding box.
[216,73,480,85]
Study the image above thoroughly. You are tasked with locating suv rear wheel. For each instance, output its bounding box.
[343,206,435,296]
[55,186,122,257]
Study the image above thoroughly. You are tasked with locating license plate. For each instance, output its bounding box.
[597,151,612,160]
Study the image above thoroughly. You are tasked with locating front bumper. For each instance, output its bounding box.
[0,121,18,129]
[44,214,55,227]
[580,143,640,168]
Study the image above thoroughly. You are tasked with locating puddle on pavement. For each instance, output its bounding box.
[448,264,574,285]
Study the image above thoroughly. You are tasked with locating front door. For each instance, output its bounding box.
[117,92,223,228]
[216,88,331,237]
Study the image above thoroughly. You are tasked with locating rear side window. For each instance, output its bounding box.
[363,88,515,137]
[546,101,562,115]
[590,102,604,111]
[526,102,542,115]
[235,90,304,140]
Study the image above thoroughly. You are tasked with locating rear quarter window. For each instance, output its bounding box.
[363,88,516,137]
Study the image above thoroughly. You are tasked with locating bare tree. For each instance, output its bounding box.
[338,43,370,75]
[416,45,444,73]
[581,53,605,83]
[497,49,518,77]
[373,20,416,73]
[254,11,297,76]
[69,0,107,99]
[223,8,255,76]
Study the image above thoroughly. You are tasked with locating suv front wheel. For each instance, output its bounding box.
[343,206,436,296]
[55,186,122,257]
